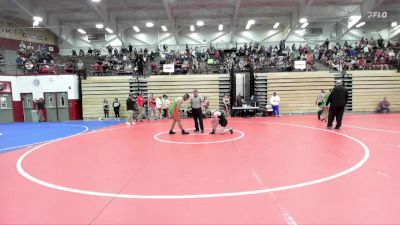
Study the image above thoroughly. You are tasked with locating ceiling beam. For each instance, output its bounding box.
[10,0,75,47]
[87,1,123,44]
[230,0,241,42]
[163,0,180,45]
[338,0,385,40]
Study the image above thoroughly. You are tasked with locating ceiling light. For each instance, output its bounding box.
[133,26,140,32]
[245,23,251,30]
[391,22,398,27]
[301,22,309,28]
[91,0,101,2]
[273,22,280,29]
[299,18,307,23]
[146,22,154,28]
[105,27,113,34]
[190,25,195,32]
[33,16,43,22]
[218,24,223,31]
[96,23,104,29]
[247,19,255,25]
[355,22,365,28]
[32,21,40,27]
[295,29,305,36]
[77,29,87,34]
[161,25,167,31]
[197,20,204,26]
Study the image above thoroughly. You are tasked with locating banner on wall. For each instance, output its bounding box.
[294,61,306,69]
[0,81,11,93]
[163,64,175,73]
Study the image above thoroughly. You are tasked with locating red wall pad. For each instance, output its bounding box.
[12,101,24,122]
[68,100,81,120]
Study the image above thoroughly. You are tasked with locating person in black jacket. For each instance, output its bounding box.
[126,94,136,125]
[326,80,348,130]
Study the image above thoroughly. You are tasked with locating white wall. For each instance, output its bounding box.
[0,75,79,101]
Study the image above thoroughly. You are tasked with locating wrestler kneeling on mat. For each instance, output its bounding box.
[209,111,233,135]
[169,94,190,135]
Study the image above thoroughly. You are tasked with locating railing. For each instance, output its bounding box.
[0,63,75,76]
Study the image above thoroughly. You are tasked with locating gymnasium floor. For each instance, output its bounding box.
[0,114,399,224]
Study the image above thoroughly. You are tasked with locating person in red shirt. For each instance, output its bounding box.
[358,57,366,70]
[136,92,147,122]
[148,93,158,120]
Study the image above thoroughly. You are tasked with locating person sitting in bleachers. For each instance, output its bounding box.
[377,97,390,113]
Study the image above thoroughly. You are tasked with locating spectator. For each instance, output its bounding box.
[103,98,109,118]
[148,93,158,120]
[326,80,348,130]
[377,97,390,113]
[136,92,146,122]
[156,96,163,118]
[316,89,325,120]
[270,92,281,117]
[223,93,231,117]
[35,98,46,122]
[162,95,170,118]
[126,94,136,125]
[112,98,120,119]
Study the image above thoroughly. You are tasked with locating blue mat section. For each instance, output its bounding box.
[0,120,122,154]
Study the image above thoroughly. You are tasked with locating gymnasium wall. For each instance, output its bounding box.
[0,74,80,121]
[80,71,399,119]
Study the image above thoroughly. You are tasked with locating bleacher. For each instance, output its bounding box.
[352,70,400,112]
[266,72,335,114]
[82,76,130,119]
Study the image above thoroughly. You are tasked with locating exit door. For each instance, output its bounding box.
[44,92,69,122]
[21,93,34,122]
[0,93,13,123]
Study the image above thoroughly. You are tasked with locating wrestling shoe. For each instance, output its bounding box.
[209,130,216,135]
[230,128,233,134]
[182,130,190,135]
[169,130,176,134]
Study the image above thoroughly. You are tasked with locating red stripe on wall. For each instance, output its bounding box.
[68,99,82,120]
[12,101,24,122]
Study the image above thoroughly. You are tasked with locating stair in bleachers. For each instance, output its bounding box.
[254,73,268,109]
[334,72,353,111]
[219,74,230,110]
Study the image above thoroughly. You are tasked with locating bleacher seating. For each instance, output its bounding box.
[266,72,335,114]
[352,70,400,112]
[82,76,130,119]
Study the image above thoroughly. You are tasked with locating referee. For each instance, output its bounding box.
[326,80,348,130]
[190,89,204,133]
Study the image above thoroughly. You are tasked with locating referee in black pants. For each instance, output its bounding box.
[190,89,204,133]
[326,80,348,130]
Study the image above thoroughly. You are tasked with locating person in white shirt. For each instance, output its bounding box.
[270,92,280,116]
[162,95,170,118]
[156,96,163,118]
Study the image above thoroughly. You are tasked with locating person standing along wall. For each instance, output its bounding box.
[136,92,146,122]
[36,98,46,122]
[162,95,170,118]
[112,98,120,119]
[316,89,325,120]
[126,94,136,125]
[270,92,281,117]
[148,93,158,120]
[103,99,109,118]
[326,80,348,130]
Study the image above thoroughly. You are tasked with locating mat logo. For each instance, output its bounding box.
[367,11,388,19]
